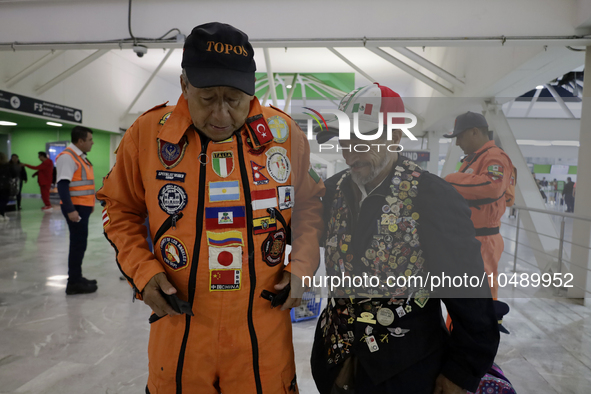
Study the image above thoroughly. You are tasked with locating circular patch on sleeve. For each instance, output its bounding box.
[265,147,291,184]
[158,183,188,214]
[160,236,188,271]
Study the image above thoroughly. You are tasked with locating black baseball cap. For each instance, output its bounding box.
[181,22,256,95]
[444,111,489,138]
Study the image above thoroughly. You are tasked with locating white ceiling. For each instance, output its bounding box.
[0,0,589,134]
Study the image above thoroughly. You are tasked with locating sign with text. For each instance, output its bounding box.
[0,90,82,123]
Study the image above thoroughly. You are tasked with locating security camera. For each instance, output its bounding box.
[133,45,148,58]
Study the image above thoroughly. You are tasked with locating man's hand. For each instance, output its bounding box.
[274,271,305,311]
[433,374,466,394]
[142,272,180,318]
[67,210,81,222]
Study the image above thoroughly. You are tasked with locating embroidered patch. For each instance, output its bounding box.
[158,136,188,169]
[156,170,186,182]
[465,168,474,174]
[309,168,321,184]
[267,115,289,143]
[101,207,110,228]
[251,161,269,185]
[253,216,277,234]
[159,236,188,271]
[205,207,246,229]
[277,186,294,210]
[212,151,234,178]
[158,111,172,125]
[207,230,244,247]
[266,146,291,184]
[210,269,241,291]
[209,181,240,202]
[261,229,287,267]
[246,114,274,146]
[208,246,242,269]
[488,164,504,181]
[158,184,187,215]
[251,189,277,211]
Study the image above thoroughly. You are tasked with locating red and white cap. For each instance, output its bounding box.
[317,83,405,143]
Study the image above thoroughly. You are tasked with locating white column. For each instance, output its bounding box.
[426,130,440,174]
[568,47,591,302]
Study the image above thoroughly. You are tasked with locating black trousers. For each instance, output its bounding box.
[61,205,93,282]
[565,194,575,213]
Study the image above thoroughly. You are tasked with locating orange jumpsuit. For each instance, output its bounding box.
[445,140,514,299]
[97,95,324,394]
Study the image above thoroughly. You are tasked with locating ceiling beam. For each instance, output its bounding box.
[36,49,108,94]
[263,48,278,107]
[545,83,576,118]
[390,47,465,88]
[327,47,376,83]
[366,47,454,96]
[524,87,542,117]
[122,48,174,119]
[5,50,64,88]
[283,74,299,111]
[4,36,591,52]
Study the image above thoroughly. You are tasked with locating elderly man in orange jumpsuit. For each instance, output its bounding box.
[97,22,324,394]
[444,112,514,299]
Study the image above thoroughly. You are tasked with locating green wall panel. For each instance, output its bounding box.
[10,128,112,196]
[568,166,577,174]
[533,164,552,174]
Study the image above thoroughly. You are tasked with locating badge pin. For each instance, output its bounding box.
[376,308,395,326]
[365,335,379,352]
[357,312,376,324]
[388,327,410,338]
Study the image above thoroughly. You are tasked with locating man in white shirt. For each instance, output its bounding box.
[56,126,97,295]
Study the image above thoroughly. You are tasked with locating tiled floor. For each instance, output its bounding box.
[1,199,590,393]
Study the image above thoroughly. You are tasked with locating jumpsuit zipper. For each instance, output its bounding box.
[175,133,209,394]
[152,212,184,246]
[236,133,263,394]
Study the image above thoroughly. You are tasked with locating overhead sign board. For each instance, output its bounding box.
[0,90,82,123]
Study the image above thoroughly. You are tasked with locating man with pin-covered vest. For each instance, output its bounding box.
[310,85,499,394]
[56,125,98,295]
[97,22,324,394]
[444,112,515,300]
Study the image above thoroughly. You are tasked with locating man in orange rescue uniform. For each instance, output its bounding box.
[97,22,324,394]
[444,112,514,299]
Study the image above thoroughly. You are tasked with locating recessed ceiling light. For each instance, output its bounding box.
[536,85,544,90]
[0,121,17,126]
[46,122,62,127]
[286,85,292,89]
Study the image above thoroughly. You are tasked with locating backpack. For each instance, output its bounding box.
[505,166,517,207]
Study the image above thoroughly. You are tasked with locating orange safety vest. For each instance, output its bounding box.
[56,148,95,207]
